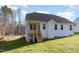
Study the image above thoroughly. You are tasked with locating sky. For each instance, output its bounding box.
[9,5,27,24]
[0,5,79,22]
[27,5,79,21]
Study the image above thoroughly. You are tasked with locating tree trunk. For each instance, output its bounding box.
[3,14,7,35]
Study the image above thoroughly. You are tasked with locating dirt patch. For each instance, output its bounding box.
[0,35,23,41]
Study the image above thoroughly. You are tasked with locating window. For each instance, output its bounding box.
[30,24,32,30]
[70,25,72,30]
[61,25,63,30]
[55,24,57,30]
[43,24,46,30]
[74,24,76,26]
[33,24,36,30]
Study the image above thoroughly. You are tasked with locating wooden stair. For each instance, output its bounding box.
[35,32,43,42]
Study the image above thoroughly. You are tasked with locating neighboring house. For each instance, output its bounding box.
[74,17,79,32]
[25,12,74,43]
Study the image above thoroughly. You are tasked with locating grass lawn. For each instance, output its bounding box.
[0,34,79,53]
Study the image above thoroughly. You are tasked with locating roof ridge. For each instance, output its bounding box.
[26,12,74,24]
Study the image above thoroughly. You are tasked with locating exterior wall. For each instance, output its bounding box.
[47,20,74,38]
[40,22,48,38]
[47,20,56,38]
[26,20,74,42]
[74,24,79,32]
[26,20,48,39]
[74,18,79,32]
[25,20,42,42]
[25,21,30,42]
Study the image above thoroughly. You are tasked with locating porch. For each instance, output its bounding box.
[27,22,43,43]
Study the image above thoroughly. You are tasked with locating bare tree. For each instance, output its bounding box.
[1,5,13,35]
[17,8,21,35]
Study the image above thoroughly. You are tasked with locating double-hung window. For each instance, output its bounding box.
[55,24,57,30]
[61,25,63,30]
[43,24,46,30]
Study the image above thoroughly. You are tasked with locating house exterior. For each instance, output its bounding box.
[74,17,79,32]
[25,12,74,43]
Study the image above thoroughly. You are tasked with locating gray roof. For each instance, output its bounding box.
[26,12,74,24]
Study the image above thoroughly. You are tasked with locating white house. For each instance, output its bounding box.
[25,12,74,43]
[74,17,79,32]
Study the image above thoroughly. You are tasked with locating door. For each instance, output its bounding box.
[29,22,40,33]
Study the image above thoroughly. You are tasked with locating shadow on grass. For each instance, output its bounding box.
[0,35,73,53]
[0,37,35,53]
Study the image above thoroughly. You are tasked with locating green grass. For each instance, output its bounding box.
[1,34,79,53]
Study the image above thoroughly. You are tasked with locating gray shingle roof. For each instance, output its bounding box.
[26,12,74,24]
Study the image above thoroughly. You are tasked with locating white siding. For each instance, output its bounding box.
[26,19,74,41]
[74,18,79,32]
[48,20,56,38]
[40,22,48,38]
[74,24,79,32]
[25,21,30,42]
[47,20,74,38]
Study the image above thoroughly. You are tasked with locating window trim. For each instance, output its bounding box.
[70,25,72,30]
[30,24,32,30]
[61,25,63,30]
[33,24,36,30]
[43,23,46,30]
[55,24,57,30]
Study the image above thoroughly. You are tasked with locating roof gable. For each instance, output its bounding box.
[26,12,74,24]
